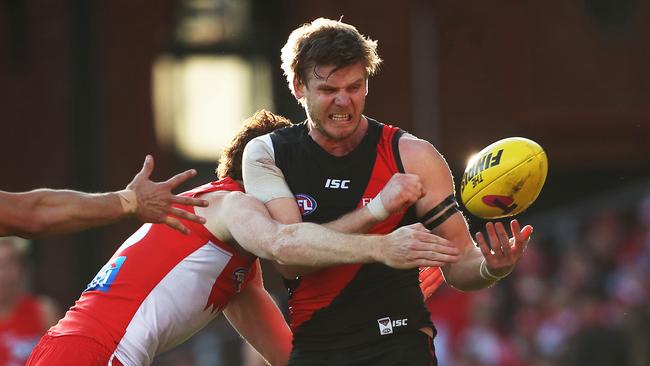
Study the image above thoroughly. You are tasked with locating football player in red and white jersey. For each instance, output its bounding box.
[26,110,458,366]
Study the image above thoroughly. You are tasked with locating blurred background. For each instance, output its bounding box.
[1,0,649,365]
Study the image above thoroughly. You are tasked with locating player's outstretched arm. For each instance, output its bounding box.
[0,155,207,238]
[400,135,533,291]
[223,260,292,366]
[124,155,208,234]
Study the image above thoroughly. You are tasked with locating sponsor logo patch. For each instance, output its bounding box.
[295,194,317,216]
[85,256,126,292]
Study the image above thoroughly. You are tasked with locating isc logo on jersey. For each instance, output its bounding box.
[84,256,126,292]
[324,178,350,189]
[295,194,317,216]
[377,317,408,335]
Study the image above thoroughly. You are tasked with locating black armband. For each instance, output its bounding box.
[424,205,459,230]
[421,195,460,230]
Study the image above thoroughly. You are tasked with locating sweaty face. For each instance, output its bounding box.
[296,62,368,144]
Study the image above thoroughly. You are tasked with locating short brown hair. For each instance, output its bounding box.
[281,18,382,96]
[217,110,292,180]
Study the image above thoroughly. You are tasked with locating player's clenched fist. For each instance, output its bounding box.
[377,223,460,269]
[378,173,425,214]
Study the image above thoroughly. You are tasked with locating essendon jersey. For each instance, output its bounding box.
[48,178,258,365]
[269,118,433,351]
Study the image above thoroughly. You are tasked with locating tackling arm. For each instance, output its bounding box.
[205,191,457,269]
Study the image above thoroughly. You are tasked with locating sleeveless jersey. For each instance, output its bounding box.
[0,295,46,366]
[48,177,258,365]
[269,118,433,351]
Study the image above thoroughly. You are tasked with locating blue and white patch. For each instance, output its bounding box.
[84,256,126,292]
[295,194,317,216]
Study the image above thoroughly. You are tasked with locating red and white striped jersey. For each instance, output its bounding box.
[48,178,258,365]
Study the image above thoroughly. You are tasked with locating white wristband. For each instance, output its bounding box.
[366,193,390,221]
[479,258,510,281]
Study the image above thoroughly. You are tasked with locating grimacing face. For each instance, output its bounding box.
[295,62,368,143]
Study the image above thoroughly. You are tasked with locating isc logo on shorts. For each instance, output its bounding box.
[85,256,126,292]
[295,194,317,216]
[377,317,408,335]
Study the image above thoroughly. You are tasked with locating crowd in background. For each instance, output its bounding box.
[429,191,650,366]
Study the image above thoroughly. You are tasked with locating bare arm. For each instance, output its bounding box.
[0,189,125,238]
[0,155,208,238]
[223,260,292,366]
[400,135,532,291]
[200,191,458,269]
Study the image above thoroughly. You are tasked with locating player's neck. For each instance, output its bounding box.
[308,116,368,157]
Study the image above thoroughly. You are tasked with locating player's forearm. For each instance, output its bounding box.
[270,223,380,266]
[28,189,126,237]
[323,205,380,234]
[442,248,498,291]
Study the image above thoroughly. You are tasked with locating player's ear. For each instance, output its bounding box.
[293,75,305,99]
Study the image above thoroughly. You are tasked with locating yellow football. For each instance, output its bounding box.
[459,137,548,219]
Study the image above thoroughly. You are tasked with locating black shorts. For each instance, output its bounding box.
[287,331,437,366]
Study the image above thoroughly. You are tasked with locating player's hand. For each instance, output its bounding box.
[126,155,208,234]
[419,266,445,301]
[379,223,460,269]
[378,173,425,214]
[475,219,533,278]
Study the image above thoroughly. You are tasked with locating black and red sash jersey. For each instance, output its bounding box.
[269,118,433,351]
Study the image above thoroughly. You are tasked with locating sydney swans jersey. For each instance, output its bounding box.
[269,118,432,350]
[48,178,258,365]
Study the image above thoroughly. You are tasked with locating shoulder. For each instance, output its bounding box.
[200,191,265,217]
[244,127,304,163]
[196,191,261,243]
[198,190,245,210]
[398,133,450,173]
